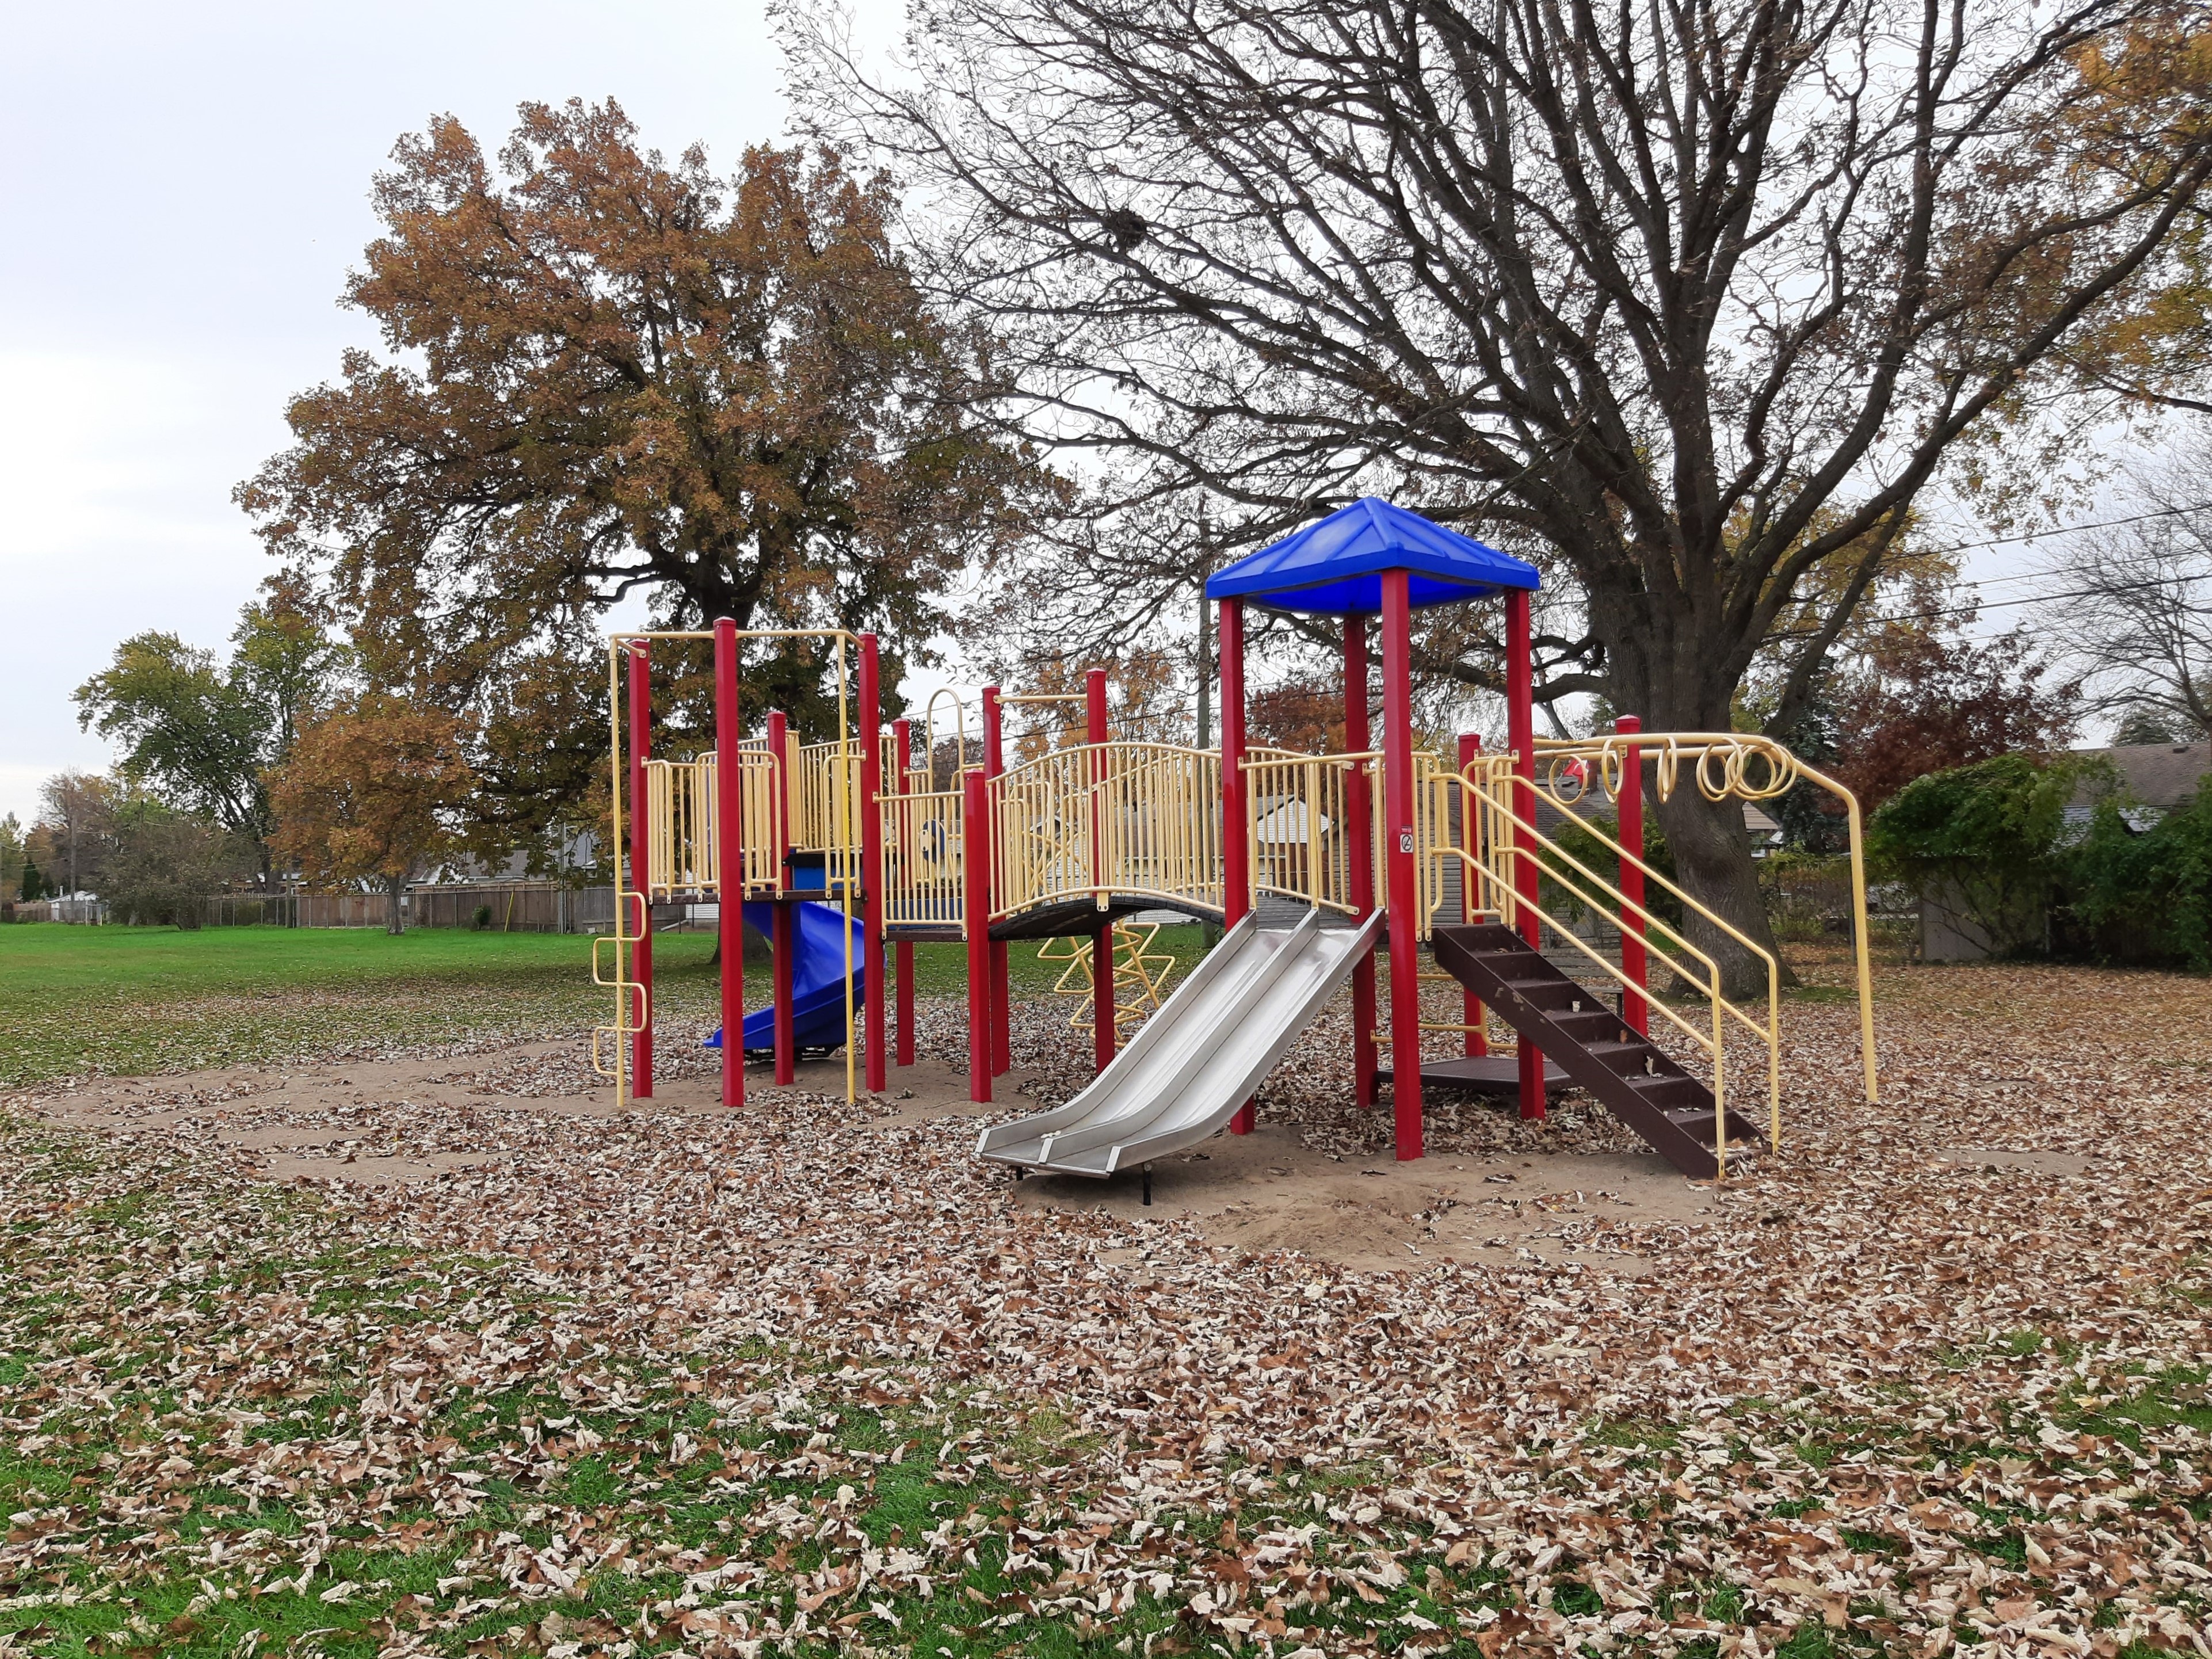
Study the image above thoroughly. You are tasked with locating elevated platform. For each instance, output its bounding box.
[1374,1054,1570,1097]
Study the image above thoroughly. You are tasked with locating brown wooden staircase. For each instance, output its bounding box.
[1431,921,1761,1180]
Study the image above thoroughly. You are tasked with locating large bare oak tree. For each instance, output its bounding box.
[796,0,2212,987]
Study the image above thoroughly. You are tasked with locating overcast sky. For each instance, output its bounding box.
[0,0,913,826]
[0,3,2116,832]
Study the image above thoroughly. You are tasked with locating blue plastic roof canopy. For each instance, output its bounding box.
[1203,497,1540,615]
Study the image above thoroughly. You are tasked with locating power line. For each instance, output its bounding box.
[1910,498,2212,565]
[1773,500,2212,624]
[1859,569,2210,628]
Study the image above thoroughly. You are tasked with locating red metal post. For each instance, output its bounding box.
[981,686,1011,1077]
[892,716,916,1067]
[1615,714,1649,1036]
[1087,667,1115,1074]
[1506,589,1543,1119]
[769,708,796,1086]
[1457,731,1489,1059]
[1381,571,1423,1160]
[963,767,991,1103]
[626,641,655,1100]
[860,636,887,1093]
[713,619,743,1108]
[1344,615,1378,1109]
[1221,600,1255,1134]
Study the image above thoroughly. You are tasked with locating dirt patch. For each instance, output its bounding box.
[1000,1120,1708,1271]
[261,1150,498,1184]
[1931,1146,2093,1177]
[21,1040,1706,1267]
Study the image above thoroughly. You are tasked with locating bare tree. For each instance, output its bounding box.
[2050,448,2212,739]
[794,0,2212,988]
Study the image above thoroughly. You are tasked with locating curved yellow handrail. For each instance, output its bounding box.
[1445,766,1780,1168]
[1532,731,1875,1105]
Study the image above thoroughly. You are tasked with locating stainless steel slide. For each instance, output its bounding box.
[975,909,1384,1177]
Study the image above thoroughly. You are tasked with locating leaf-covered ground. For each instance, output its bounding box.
[3,958,2210,1659]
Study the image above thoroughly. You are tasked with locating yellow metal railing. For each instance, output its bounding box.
[988,742,1222,921]
[793,738,865,888]
[1525,731,1875,1105]
[640,746,787,897]
[1440,754,1780,1174]
[881,784,967,929]
[1244,748,1372,915]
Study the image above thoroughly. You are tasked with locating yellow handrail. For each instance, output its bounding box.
[1533,730,1875,1104]
[1444,760,1781,1170]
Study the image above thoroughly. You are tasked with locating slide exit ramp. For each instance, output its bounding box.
[976,909,1383,1177]
[704,901,866,1055]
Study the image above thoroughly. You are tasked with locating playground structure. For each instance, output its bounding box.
[1039,922,1181,1038]
[598,498,1878,1181]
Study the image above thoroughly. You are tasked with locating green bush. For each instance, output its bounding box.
[1867,753,2100,958]
[2064,777,2212,968]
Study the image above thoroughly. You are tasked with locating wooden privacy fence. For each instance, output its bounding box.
[396,883,615,932]
[7,886,617,930]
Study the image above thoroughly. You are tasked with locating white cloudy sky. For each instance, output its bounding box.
[0,0,916,826]
[1,3,2125,829]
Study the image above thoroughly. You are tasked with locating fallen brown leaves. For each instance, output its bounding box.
[2,960,2210,1659]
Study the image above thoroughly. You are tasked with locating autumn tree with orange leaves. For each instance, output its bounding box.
[268,697,475,933]
[239,101,1047,864]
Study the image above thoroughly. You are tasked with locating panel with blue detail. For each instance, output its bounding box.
[704,900,867,1056]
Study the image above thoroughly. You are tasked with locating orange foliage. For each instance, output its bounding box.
[269,697,476,932]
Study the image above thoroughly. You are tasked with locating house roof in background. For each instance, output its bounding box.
[1205,497,1541,615]
[2071,741,2211,808]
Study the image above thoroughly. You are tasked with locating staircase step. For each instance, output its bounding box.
[1583,1039,1662,1069]
[1626,1073,1706,1108]
[1549,1008,1624,1038]
[1428,924,1755,1181]
[1492,974,1573,994]
[1664,1107,1761,1147]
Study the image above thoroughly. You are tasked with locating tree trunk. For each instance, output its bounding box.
[1650,787,1789,1001]
[386,873,406,935]
[1601,591,1794,1001]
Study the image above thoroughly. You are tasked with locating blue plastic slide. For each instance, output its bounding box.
[704,901,867,1055]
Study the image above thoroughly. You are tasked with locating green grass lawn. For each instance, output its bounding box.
[0,920,621,999]
[0,921,1214,1088]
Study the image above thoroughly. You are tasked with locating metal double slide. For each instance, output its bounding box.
[976,909,1383,1177]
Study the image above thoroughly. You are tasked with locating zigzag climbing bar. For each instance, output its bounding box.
[1039,921,1182,1035]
